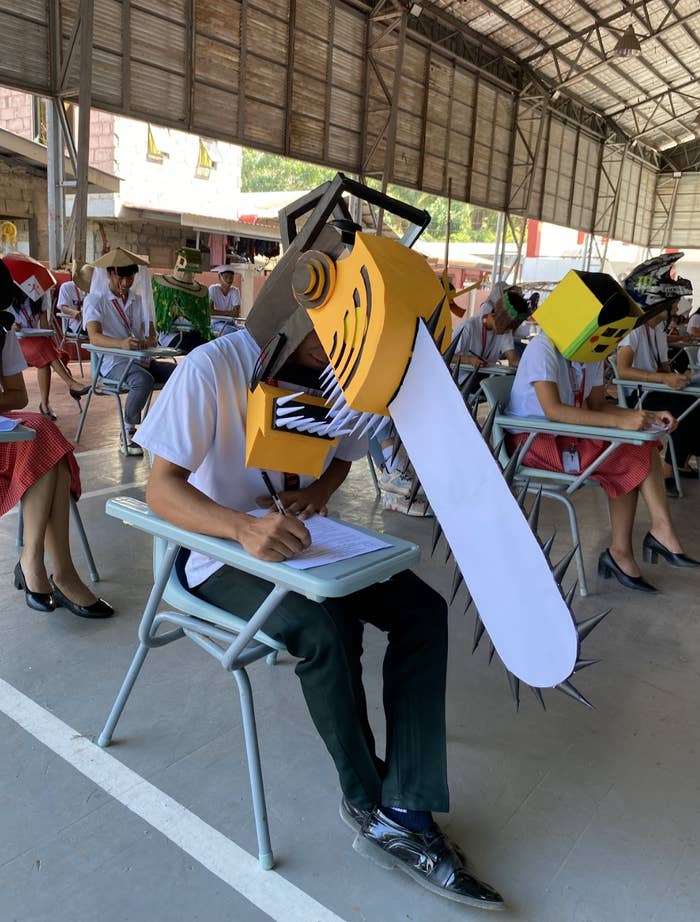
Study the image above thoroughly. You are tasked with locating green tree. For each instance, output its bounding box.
[241,150,335,192]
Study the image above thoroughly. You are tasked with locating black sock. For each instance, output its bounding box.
[381,805,433,832]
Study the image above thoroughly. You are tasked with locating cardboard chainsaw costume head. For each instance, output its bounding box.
[244,174,451,477]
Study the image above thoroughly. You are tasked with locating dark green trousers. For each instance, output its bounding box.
[194,566,449,812]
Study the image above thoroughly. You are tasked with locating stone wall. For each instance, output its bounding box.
[0,160,49,257]
[85,219,191,268]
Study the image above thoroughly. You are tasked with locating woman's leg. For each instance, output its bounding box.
[43,458,97,605]
[638,449,685,553]
[19,464,57,593]
[608,489,641,576]
[36,365,51,408]
[49,357,81,389]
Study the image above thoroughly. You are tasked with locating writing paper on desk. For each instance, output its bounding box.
[248,510,390,569]
[0,416,20,432]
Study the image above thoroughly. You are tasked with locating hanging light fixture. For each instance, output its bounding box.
[614,25,642,57]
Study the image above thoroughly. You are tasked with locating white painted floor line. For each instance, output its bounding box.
[0,679,345,922]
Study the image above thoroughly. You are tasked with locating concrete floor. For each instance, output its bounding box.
[2,379,700,922]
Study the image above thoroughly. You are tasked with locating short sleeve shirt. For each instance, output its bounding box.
[83,291,148,373]
[135,329,368,587]
[686,312,700,335]
[454,315,514,364]
[2,330,28,377]
[57,281,86,333]
[507,333,604,419]
[618,325,667,373]
[209,284,241,330]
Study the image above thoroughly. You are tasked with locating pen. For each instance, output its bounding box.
[261,470,288,516]
[469,349,487,364]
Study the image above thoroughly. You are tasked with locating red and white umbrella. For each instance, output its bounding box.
[2,252,56,300]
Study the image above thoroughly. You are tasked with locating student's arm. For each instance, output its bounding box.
[504,348,520,366]
[533,380,660,431]
[617,345,690,389]
[142,321,157,349]
[86,319,140,351]
[256,457,352,519]
[0,371,28,412]
[146,455,312,562]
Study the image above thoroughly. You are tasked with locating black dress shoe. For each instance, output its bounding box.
[642,532,700,569]
[50,579,114,618]
[38,403,57,420]
[340,798,373,833]
[13,562,55,612]
[353,808,505,910]
[597,550,656,593]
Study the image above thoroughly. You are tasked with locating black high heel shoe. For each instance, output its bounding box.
[69,385,91,406]
[50,578,114,619]
[597,549,657,593]
[642,532,700,568]
[38,403,57,420]
[13,562,55,612]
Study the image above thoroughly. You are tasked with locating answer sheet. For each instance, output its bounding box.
[247,509,390,569]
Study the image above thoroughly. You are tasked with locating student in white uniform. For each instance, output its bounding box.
[454,283,528,370]
[617,313,700,493]
[134,271,503,909]
[208,265,241,335]
[83,249,175,456]
[56,264,93,334]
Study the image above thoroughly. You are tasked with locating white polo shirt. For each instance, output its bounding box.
[687,312,700,335]
[618,325,667,374]
[454,314,514,364]
[134,329,368,587]
[507,333,604,419]
[83,291,149,373]
[209,283,240,332]
[56,281,87,333]
[2,330,28,376]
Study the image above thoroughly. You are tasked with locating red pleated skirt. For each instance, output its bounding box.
[507,432,655,498]
[18,336,69,368]
[0,412,81,516]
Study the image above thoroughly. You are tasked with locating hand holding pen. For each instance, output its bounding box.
[261,470,288,516]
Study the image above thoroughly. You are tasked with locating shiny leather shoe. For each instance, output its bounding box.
[50,579,114,618]
[642,532,700,569]
[353,808,505,910]
[69,385,90,407]
[340,798,373,833]
[14,562,55,612]
[597,550,656,593]
[38,403,57,420]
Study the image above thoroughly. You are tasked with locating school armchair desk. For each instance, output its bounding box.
[481,374,660,598]
[74,344,179,445]
[98,496,420,870]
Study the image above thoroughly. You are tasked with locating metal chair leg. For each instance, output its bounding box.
[74,385,95,442]
[70,497,100,582]
[97,642,151,747]
[366,452,381,498]
[540,488,588,597]
[233,667,274,870]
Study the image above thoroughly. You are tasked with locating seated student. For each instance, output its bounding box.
[56,264,92,336]
[83,248,176,457]
[134,256,504,910]
[454,283,529,383]
[208,265,241,335]
[9,285,90,420]
[617,309,700,495]
[507,329,699,593]
[0,277,112,618]
[152,248,212,353]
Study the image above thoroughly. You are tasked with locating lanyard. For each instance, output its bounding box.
[644,325,661,370]
[481,317,492,360]
[111,298,135,337]
[19,305,34,329]
[567,363,586,407]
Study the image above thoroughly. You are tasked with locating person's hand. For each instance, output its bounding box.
[643,410,677,433]
[239,510,311,561]
[122,336,141,350]
[618,409,654,431]
[662,371,691,389]
[464,355,487,368]
[256,483,330,520]
[11,322,19,332]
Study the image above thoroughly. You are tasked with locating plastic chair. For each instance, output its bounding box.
[481,375,662,597]
[56,311,89,377]
[74,346,177,446]
[97,496,419,870]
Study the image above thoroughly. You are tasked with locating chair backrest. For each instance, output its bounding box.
[480,374,514,467]
[607,353,633,408]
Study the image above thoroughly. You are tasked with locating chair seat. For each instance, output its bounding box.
[162,574,285,652]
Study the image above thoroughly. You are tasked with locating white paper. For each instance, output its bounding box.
[247,509,390,570]
[0,415,20,432]
[389,323,578,688]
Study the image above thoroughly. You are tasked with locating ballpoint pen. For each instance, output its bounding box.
[261,470,288,516]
